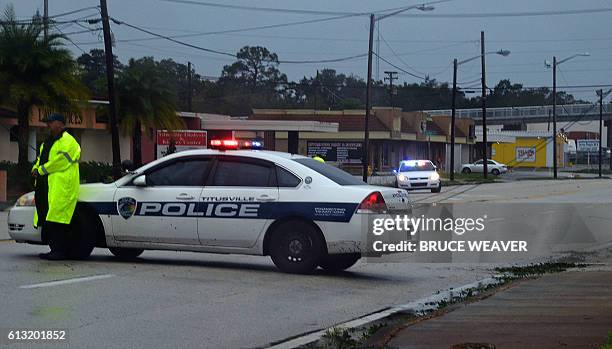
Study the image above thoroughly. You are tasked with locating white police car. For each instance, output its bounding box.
[8,142,410,274]
[395,160,442,193]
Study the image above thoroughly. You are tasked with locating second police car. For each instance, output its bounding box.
[8,140,411,274]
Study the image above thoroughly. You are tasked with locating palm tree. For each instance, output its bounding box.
[0,6,87,187]
[117,57,184,166]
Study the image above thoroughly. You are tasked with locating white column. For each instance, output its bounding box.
[28,128,37,162]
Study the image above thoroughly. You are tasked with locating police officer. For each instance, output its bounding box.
[31,113,81,260]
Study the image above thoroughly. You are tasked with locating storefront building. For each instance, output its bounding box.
[483,130,566,168]
[0,101,132,164]
[250,107,476,173]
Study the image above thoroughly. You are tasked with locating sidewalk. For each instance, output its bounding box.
[389,269,612,348]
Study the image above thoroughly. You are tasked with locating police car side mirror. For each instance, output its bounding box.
[133,175,147,187]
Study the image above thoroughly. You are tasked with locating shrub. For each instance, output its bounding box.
[79,161,113,183]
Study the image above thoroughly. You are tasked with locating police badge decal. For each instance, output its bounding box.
[117,197,137,220]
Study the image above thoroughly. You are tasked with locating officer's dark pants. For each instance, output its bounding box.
[43,221,71,254]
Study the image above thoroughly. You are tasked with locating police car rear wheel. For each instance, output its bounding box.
[269,221,324,274]
[109,247,144,259]
[319,253,361,272]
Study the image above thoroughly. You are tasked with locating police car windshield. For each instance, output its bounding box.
[399,161,435,172]
[293,158,365,185]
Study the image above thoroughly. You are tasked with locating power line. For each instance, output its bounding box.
[49,6,100,19]
[159,0,446,17]
[373,52,426,80]
[52,23,86,53]
[61,28,101,36]
[0,18,98,25]
[112,17,370,64]
[107,13,365,44]
[161,0,368,16]
[392,7,612,18]
[378,28,426,76]
[279,54,368,64]
[110,17,236,57]
[161,2,612,19]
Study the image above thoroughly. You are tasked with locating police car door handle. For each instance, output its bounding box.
[176,193,194,200]
[256,195,276,202]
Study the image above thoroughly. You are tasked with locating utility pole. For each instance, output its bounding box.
[187,61,193,112]
[100,0,122,178]
[43,0,48,39]
[552,56,558,179]
[450,58,458,181]
[384,71,398,109]
[376,24,380,82]
[599,89,603,178]
[362,14,374,183]
[313,70,319,111]
[481,31,488,178]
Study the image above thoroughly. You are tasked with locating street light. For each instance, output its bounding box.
[549,52,590,179]
[362,3,436,182]
[449,49,511,181]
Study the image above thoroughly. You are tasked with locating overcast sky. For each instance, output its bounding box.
[5,0,612,102]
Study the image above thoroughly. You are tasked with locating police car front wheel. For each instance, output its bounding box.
[109,247,144,259]
[62,209,95,260]
[269,221,325,274]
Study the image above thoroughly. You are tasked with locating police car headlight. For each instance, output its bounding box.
[430,172,440,181]
[16,192,35,206]
[397,174,407,182]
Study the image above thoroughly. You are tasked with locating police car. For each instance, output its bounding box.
[8,140,411,274]
[395,160,442,193]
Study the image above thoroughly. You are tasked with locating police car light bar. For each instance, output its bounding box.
[239,140,263,149]
[210,139,239,150]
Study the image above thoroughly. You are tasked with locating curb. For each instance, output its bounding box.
[267,276,501,349]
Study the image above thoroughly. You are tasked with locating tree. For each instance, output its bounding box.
[76,48,123,98]
[0,6,88,188]
[217,46,288,115]
[221,46,286,88]
[156,58,205,111]
[115,57,184,166]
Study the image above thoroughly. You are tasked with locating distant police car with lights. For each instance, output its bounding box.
[395,160,441,193]
[8,141,410,274]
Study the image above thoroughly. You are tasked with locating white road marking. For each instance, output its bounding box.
[540,210,557,215]
[487,218,505,223]
[19,274,115,289]
[267,276,499,349]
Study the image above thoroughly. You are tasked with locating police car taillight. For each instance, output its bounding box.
[210,139,239,150]
[356,192,388,214]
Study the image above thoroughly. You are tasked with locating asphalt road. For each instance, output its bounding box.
[0,178,611,349]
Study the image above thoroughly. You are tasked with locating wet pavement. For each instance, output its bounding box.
[389,256,612,349]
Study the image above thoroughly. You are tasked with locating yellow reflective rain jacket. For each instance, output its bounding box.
[32,131,81,226]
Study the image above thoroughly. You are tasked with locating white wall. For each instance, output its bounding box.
[0,126,18,163]
[481,122,609,146]
[527,121,608,146]
[79,130,131,163]
[445,143,468,172]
